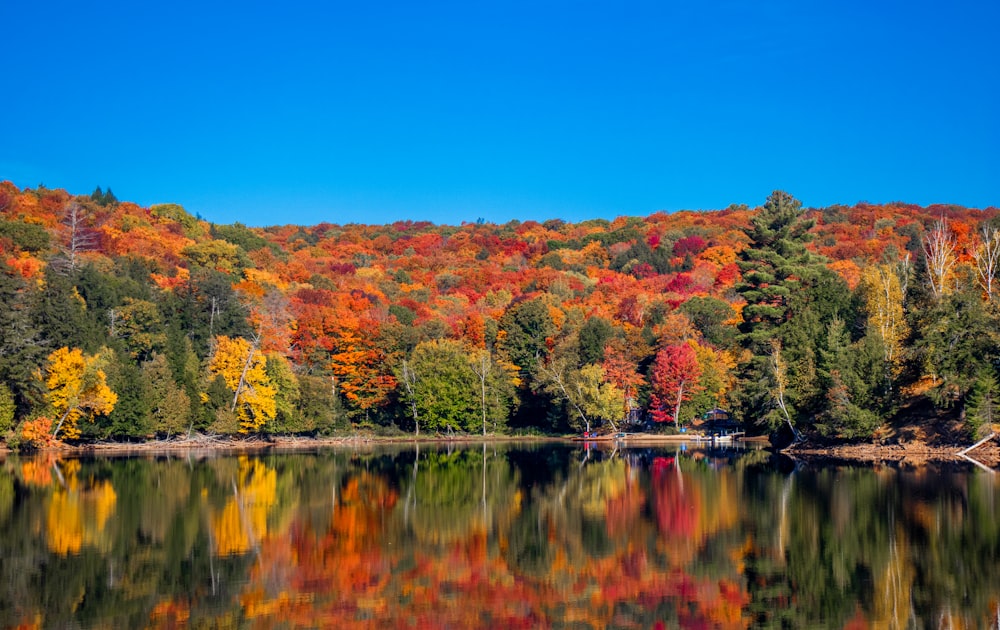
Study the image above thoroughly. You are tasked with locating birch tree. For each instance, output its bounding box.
[768,340,801,442]
[921,218,956,301]
[973,224,1000,301]
[859,264,908,390]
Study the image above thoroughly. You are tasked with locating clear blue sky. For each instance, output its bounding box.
[2,0,997,226]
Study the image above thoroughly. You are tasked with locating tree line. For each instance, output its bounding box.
[0,181,997,445]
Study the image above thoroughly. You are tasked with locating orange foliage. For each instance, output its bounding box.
[828,259,862,290]
[4,253,44,280]
[20,416,57,449]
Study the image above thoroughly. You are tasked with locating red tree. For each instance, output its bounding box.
[649,343,702,427]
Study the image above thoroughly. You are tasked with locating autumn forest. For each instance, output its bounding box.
[1,181,998,447]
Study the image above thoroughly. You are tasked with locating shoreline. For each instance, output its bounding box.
[3,433,998,469]
[0,433,566,457]
[783,440,1000,469]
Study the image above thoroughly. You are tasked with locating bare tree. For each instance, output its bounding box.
[973,224,1000,301]
[400,359,419,435]
[54,202,97,274]
[469,350,491,436]
[921,218,956,301]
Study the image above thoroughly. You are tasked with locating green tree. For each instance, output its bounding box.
[965,370,999,440]
[497,297,558,429]
[679,296,737,350]
[264,353,302,433]
[33,267,102,352]
[577,316,614,365]
[113,298,166,361]
[735,192,851,438]
[0,383,14,435]
[99,348,151,439]
[497,297,557,379]
[0,261,46,418]
[815,318,881,438]
[142,353,192,437]
[166,268,251,358]
[468,348,517,435]
[0,219,50,252]
[736,191,819,341]
[397,339,487,433]
[912,283,1000,409]
[736,192,818,433]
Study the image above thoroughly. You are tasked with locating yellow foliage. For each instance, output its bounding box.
[858,264,908,371]
[691,341,737,407]
[44,347,118,439]
[699,245,737,267]
[241,267,287,291]
[208,336,277,432]
[871,527,915,630]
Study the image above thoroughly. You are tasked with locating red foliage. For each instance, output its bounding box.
[673,235,707,257]
[649,344,702,425]
[665,273,694,294]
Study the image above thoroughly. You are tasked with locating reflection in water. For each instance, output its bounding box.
[0,444,998,628]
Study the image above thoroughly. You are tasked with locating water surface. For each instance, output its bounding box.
[1,443,998,628]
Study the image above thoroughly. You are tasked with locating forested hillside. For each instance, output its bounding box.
[1,181,997,446]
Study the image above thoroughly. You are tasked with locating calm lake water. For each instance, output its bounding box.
[1,443,998,629]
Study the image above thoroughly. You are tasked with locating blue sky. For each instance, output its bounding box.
[2,0,997,226]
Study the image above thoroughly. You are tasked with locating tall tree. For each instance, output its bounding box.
[735,191,830,433]
[397,339,493,433]
[736,191,820,342]
[0,261,46,419]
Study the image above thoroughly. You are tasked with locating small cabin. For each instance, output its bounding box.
[702,408,730,423]
[702,409,741,437]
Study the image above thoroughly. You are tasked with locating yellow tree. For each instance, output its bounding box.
[208,336,276,432]
[45,347,118,439]
[858,264,908,389]
[691,341,736,411]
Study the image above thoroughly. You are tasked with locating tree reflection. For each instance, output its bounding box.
[0,447,998,628]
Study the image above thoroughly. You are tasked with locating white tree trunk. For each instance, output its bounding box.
[974,224,1000,301]
[921,218,956,301]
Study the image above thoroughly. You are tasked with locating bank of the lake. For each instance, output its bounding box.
[784,436,1000,469]
[5,430,998,471]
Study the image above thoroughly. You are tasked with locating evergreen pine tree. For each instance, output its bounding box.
[735,191,838,437]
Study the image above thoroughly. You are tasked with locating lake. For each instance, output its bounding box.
[1,443,998,628]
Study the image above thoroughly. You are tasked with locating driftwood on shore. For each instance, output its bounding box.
[784,434,1000,470]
